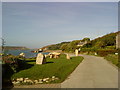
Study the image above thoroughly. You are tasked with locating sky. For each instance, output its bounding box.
[2,2,118,49]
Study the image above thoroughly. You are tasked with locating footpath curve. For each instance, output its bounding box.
[61,54,118,88]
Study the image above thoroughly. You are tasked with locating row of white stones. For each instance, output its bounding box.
[12,76,59,85]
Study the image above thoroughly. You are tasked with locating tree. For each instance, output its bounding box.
[82,42,92,48]
[60,43,68,51]
[1,38,5,52]
[82,38,90,42]
[94,41,106,48]
[65,40,80,52]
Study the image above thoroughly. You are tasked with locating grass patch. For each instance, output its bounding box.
[104,54,118,67]
[12,54,83,83]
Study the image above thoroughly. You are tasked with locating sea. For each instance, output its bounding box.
[4,49,50,58]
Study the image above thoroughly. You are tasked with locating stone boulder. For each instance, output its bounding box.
[36,53,46,64]
[49,52,61,59]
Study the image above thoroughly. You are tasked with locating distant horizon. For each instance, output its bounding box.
[3,2,118,48]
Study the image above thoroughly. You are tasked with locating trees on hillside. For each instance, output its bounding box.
[81,38,90,42]
[46,32,117,52]
[60,43,68,51]
[1,38,5,52]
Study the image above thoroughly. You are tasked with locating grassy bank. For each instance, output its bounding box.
[12,54,83,83]
[104,54,119,67]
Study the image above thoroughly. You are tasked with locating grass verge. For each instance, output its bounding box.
[104,54,119,67]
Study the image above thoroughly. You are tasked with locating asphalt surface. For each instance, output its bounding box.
[61,54,118,88]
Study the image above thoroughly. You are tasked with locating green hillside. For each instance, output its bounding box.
[42,31,119,53]
[83,32,117,49]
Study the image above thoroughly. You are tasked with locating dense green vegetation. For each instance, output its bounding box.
[43,32,118,53]
[12,54,83,83]
[60,40,81,52]
[48,42,70,50]
[45,39,84,52]
[104,54,119,67]
[83,32,117,49]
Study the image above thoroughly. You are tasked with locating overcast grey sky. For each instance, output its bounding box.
[2,2,118,48]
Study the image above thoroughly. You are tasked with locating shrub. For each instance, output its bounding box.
[81,47,97,52]
[2,55,27,72]
[105,46,116,49]
[97,49,118,57]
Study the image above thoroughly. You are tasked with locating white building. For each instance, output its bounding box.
[77,41,87,47]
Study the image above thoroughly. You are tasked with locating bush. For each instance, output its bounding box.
[97,49,118,57]
[2,55,27,72]
[80,48,118,57]
[3,55,18,72]
[81,47,97,52]
[105,46,116,49]
[2,55,34,88]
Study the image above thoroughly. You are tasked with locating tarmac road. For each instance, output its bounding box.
[61,54,118,88]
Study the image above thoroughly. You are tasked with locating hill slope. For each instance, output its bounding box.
[42,31,119,52]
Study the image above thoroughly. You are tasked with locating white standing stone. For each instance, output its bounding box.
[36,53,46,64]
[66,54,70,59]
[75,49,79,56]
[50,54,53,58]
[95,52,97,55]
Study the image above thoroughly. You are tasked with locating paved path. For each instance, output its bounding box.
[61,54,118,88]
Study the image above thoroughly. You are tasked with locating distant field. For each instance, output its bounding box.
[12,54,83,83]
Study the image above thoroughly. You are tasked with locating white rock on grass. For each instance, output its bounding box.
[55,77,59,80]
[43,78,47,81]
[24,78,29,80]
[23,80,27,83]
[34,80,39,84]
[12,81,16,84]
[52,76,55,79]
[24,79,33,84]
[45,78,50,80]
[52,78,55,81]
[14,81,20,84]
[28,80,33,83]
[45,81,49,83]
[38,81,43,84]
[39,79,42,82]
[16,78,20,81]
[17,78,24,82]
